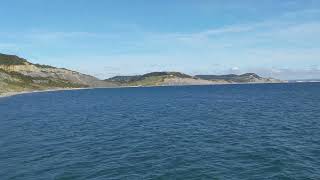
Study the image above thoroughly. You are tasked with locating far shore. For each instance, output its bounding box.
[0,85,148,98]
[0,88,93,98]
[0,81,300,99]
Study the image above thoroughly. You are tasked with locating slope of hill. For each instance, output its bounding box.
[107,72,284,86]
[107,72,207,86]
[107,72,229,86]
[0,53,116,95]
[109,72,193,86]
[195,73,283,83]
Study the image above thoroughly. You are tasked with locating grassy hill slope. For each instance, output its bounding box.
[0,53,116,95]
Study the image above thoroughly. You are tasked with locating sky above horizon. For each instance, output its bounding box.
[1,0,320,80]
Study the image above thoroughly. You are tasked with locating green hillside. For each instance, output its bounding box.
[0,53,28,65]
[0,53,111,95]
[107,72,192,86]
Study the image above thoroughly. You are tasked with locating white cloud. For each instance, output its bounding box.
[231,67,239,71]
[1,8,320,80]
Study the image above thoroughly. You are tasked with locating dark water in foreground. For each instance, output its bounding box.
[0,83,320,180]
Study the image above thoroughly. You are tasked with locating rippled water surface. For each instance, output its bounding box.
[1,83,320,179]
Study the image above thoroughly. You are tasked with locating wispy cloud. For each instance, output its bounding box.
[1,7,320,79]
[160,8,320,44]
[2,7,319,49]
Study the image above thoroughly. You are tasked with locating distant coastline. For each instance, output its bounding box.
[0,81,294,99]
[0,53,291,97]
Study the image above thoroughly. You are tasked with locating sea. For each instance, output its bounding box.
[0,83,319,179]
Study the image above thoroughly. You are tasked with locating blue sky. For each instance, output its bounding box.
[1,0,320,79]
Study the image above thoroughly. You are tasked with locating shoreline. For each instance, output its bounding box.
[0,87,93,98]
[2,81,316,99]
[0,85,147,98]
[0,82,290,98]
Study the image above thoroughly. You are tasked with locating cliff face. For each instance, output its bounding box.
[0,53,116,94]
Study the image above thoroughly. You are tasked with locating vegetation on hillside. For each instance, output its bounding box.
[107,72,192,86]
[0,53,91,95]
[195,73,262,83]
[107,71,282,86]
[0,53,28,65]
[33,63,56,69]
[0,68,87,94]
[0,52,282,95]
[107,72,211,86]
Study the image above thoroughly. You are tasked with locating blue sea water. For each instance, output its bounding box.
[0,83,320,180]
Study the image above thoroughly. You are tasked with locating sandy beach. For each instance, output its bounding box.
[0,85,146,98]
[0,88,93,99]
